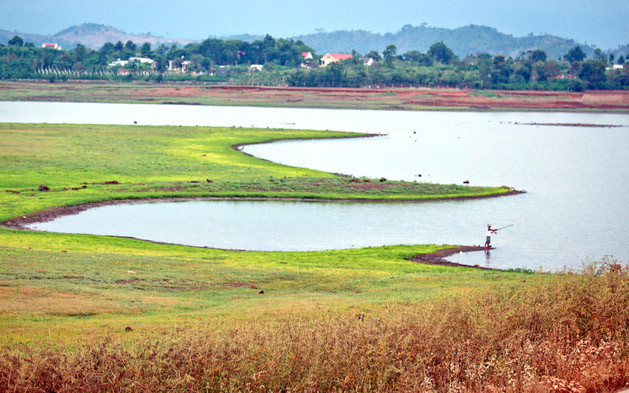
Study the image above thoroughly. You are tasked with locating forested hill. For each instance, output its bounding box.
[3,22,626,60]
[0,23,192,50]
[293,24,597,60]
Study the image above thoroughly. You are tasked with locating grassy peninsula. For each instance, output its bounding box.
[0,122,626,391]
[0,122,513,222]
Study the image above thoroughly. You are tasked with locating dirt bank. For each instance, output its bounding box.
[2,81,628,112]
[121,86,629,111]
[513,122,624,127]
[408,246,498,270]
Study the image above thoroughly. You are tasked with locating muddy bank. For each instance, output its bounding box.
[513,122,624,128]
[2,81,628,112]
[408,246,499,270]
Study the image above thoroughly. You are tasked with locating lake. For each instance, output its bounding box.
[2,101,627,270]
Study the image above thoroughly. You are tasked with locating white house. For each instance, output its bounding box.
[109,57,155,69]
[108,59,129,67]
[320,53,353,67]
[361,57,375,67]
[41,43,61,50]
[249,64,264,72]
[168,58,192,72]
[129,57,155,66]
[42,42,61,50]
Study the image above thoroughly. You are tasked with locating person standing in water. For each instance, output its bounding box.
[485,224,497,249]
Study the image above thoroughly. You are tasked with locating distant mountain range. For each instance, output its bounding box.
[0,23,192,50]
[291,24,615,60]
[2,23,627,60]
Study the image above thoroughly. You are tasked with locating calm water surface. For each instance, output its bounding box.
[3,102,627,270]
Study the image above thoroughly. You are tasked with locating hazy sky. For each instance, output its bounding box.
[1,0,627,48]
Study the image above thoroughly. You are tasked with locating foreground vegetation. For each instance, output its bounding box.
[0,229,493,340]
[0,252,626,391]
[1,122,626,391]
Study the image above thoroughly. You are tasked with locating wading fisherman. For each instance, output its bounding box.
[485,224,497,249]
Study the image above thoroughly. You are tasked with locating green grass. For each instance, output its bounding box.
[0,122,523,343]
[0,122,512,221]
[0,228,526,344]
[470,90,502,98]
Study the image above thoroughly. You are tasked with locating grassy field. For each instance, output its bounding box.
[0,123,513,222]
[0,230,517,341]
[0,122,627,391]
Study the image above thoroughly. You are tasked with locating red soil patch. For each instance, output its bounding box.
[346,183,388,190]
[424,90,470,98]
[581,91,629,104]
[493,90,583,98]
[129,85,628,110]
[3,81,627,111]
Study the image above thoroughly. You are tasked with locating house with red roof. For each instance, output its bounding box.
[320,53,353,67]
[300,51,315,68]
[41,43,61,50]
[551,74,577,80]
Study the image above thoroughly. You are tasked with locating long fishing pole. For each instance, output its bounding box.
[494,224,514,231]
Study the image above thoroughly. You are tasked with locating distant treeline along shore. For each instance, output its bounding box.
[1,34,627,90]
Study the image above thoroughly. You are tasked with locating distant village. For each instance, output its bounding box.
[1,34,626,90]
[100,51,374,77]
[36,38,375,77]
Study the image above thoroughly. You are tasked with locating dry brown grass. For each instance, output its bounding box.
[0,285,131,316]
[0,260,627,392]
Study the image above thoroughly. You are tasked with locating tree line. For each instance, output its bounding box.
[0,34,312,78]
[288,43,627,91]
[1,34,627,90]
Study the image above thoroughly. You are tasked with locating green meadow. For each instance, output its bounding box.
[0,123,513,221]
[0,122,517,342]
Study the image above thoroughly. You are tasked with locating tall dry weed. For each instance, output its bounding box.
[0,260,627,392]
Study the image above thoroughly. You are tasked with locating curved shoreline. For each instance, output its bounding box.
[1,202,503,269]
[1,190,525,231]
[231,132,382,176]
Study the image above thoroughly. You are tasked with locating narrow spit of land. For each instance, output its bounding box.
[1,80,628,111]
[0,122,517,224]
